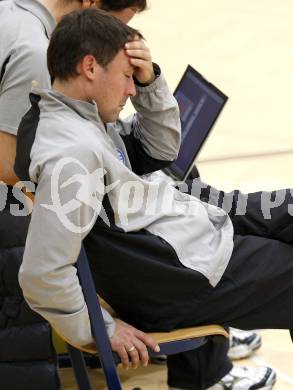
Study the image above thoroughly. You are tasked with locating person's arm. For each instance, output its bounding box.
[18,144,159,366]
[0,131,19,185]
[18,146,107,347]
[0,41,50,184]
[116,38,181,175]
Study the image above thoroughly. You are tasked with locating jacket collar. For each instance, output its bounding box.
[32,88,106,131]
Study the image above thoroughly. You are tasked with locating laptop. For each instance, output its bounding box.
[163,65,228,182]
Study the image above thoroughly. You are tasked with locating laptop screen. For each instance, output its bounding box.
[165,65,228,181]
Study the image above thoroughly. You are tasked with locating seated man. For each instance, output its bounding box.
[0,1,148,388]
[16,8,293,390]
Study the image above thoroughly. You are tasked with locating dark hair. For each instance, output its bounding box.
[100,0,147,12]
[47,8,141,80]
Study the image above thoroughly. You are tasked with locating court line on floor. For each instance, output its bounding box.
[251,356,293,385]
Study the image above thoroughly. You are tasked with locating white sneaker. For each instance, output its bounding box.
[228,328,262,360]
[208,365,276,390]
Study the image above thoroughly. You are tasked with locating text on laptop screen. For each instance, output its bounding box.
[168,66,227,180]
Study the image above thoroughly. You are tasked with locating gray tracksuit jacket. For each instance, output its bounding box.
[18,73,233,347]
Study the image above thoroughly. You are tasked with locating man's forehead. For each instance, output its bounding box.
[112,49,135,71]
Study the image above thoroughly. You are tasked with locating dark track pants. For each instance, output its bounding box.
[168,188,293,389]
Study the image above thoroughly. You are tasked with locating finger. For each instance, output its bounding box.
[117,346,130,370]
[129,58,150,69]
[121,347,131,370]
[127,346,140,368]
[127,34,140,42]
[130,34,142,42]
[133,34,142,42]
[132,339,149,367]
[126,49,151,61]
[125,40,147,51]
[135,331,160,353]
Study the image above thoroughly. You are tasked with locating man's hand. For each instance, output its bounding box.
[110,319,160,369]
[125,37,155,85]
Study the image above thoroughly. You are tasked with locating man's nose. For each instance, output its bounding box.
[127,77,136,97]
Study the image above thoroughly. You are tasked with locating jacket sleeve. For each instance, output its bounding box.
[116,70,181,175]
[18,145,115,348]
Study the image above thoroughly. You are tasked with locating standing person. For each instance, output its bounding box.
[17,9,287,390]
[0,1,147,389]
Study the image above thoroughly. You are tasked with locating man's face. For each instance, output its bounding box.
[92,49,136,123]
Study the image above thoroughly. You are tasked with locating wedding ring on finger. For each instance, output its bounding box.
[127,346,136,353]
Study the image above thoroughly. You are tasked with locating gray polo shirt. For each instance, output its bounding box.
[0,0,55,135]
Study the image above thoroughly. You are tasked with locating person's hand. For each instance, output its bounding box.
[110,318,160,369]
[125,36,155,85]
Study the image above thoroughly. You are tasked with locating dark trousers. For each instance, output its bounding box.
[168,188,293,389]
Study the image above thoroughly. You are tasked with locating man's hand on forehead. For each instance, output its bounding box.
[125,36,155,85]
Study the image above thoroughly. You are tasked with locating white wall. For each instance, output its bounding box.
[126,1,293,191]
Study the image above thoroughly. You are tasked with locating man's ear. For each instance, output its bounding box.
[77,55,99,80]
[81,0,100,9]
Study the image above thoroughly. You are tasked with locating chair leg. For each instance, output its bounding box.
[77,246,122,389]
[67,343,92,390]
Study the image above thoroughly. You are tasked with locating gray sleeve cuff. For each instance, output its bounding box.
[40,304,116,346]
[101,307,116,338]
